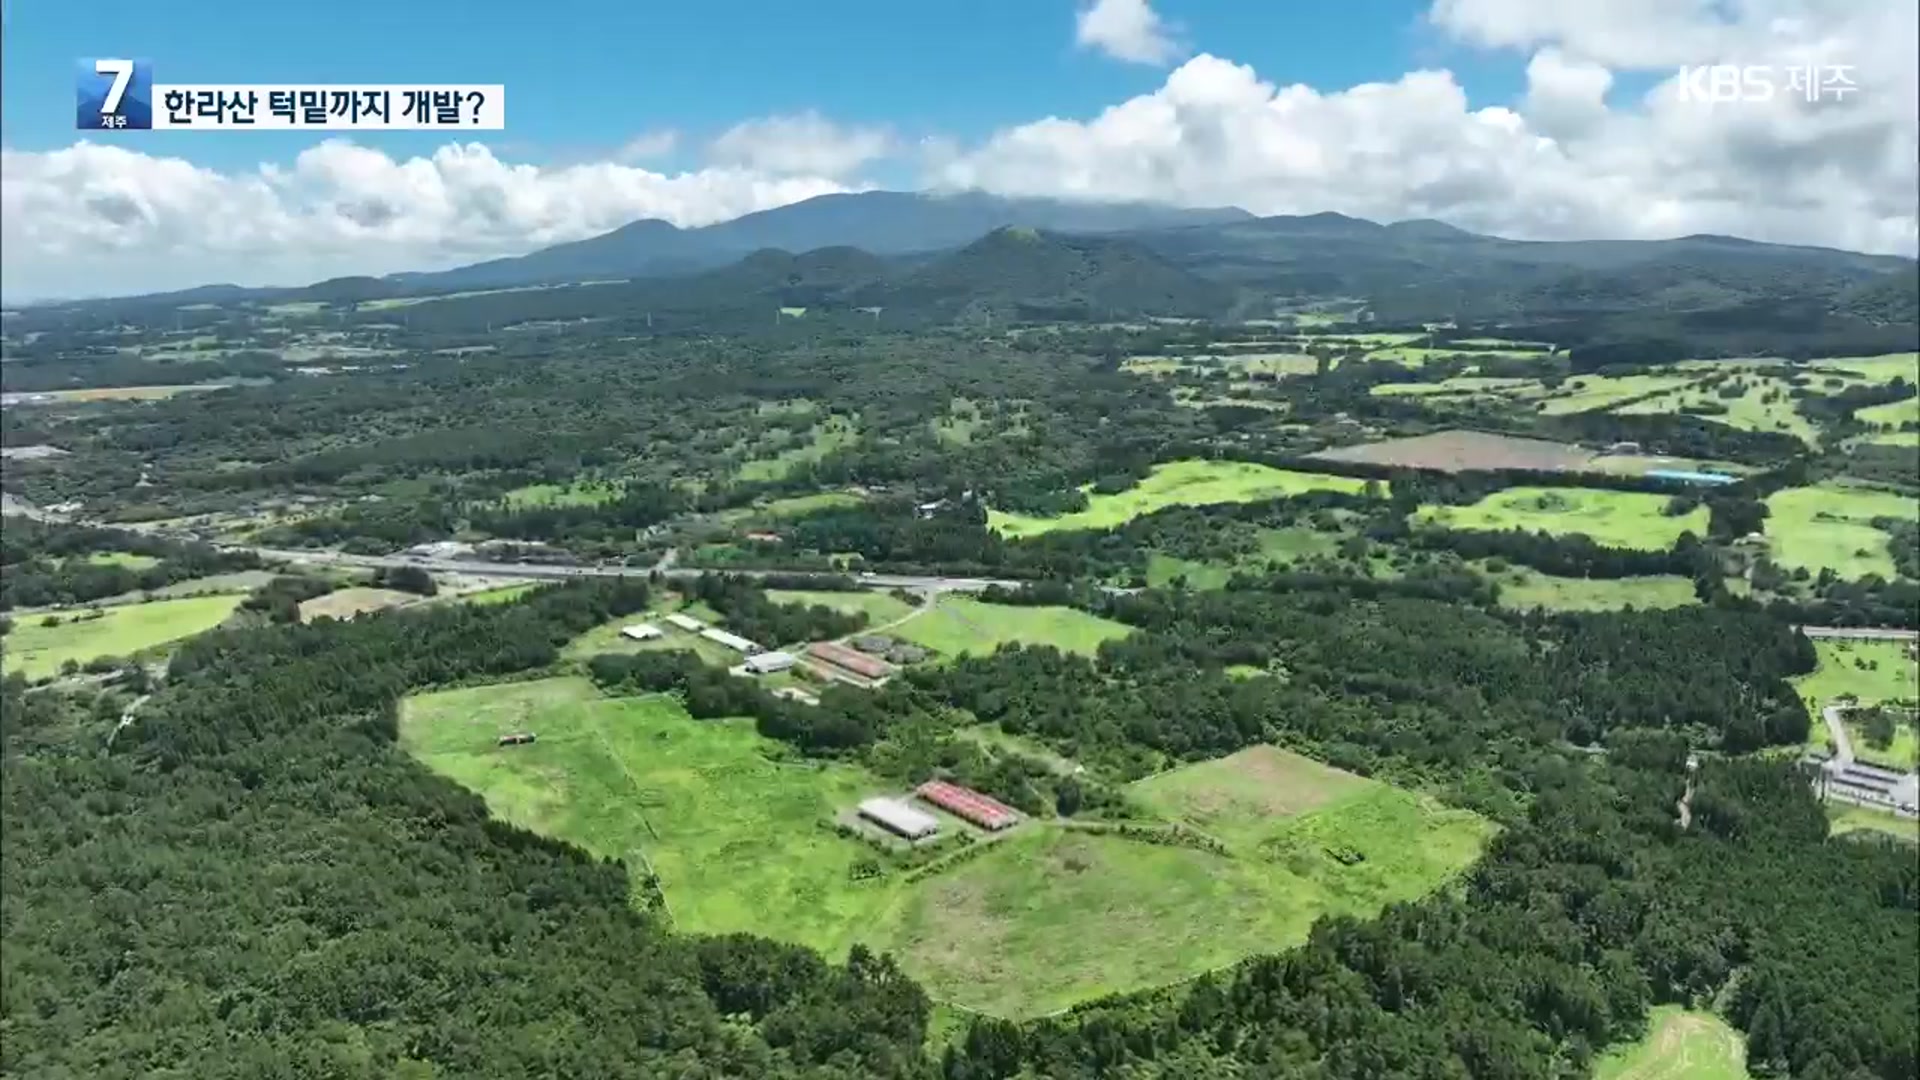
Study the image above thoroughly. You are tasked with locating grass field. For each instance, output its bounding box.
[2,594,243,679]
[1596,1007,1749,1080]
[759,492,865,517]
[459,583,539,606]
[1827,803,1920,843]
[1370,376,1536,398]
[876,747,1492,1016]
[1764,484,1915,580]
[1617,377,1818,444]
[987,460,1373,538]
[1489,568,1700,612]
[502,480,620,507]
[1415,487,1709,550]
[298,587,418,622]
[21,383,229,403]
[1793,640,1920,768]
[77,551,161,570]
[737,416,857,482]
[562,605,740,665]
[894,597,1132,659]
[399,678,894,954]
[767,589,918,627]
[1535,374,1697,415]
[1143,526,1344,589]
[1814,353,1920,386]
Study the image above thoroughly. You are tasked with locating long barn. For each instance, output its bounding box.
[916,780,1020,831]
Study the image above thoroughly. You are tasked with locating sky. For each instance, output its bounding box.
[2,0,1916,300]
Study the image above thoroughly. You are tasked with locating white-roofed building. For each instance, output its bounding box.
[744,650,796,675]
[620,623,663,641]
[858,797,939,840]
[663,613,705,632]
[700,627,761,654]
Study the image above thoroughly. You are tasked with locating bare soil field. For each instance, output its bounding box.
[1310,430,1598,473]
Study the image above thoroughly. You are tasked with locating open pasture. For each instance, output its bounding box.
[399,678,893,955]
[987,459,1372,538]
[20,383,230,403]
[1616,376,1818,444]
[894,597,1131,659]
[1535,373,1698,415]
[502,480,621,507]
[1793,639,1919,768]
[736,416,857,482]
[1763,483,1915,580]
[873,747,1491,1017]
[1415,487,1709,550]
[1489,567,1701,612]
[2,593,243,679]
[1596,1007,1749,1080]
[1311,430,1596,474]
[298,587,418,622]
[562,606,741,665]
[766,589,918,627]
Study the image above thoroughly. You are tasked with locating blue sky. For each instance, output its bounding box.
[5,0,1529,174]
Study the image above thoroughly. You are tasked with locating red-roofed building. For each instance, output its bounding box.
[916,780,1020,831]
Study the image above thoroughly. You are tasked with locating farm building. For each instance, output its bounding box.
[700,627,762,654]
[858,797,939,840]
[917,780,1020,831]
[620,623,664,641]
[744,650,797,675]
[664,613,705,632]
[497,732,537,747]
[807,641,893,680]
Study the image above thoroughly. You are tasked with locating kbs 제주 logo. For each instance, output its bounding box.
[77,58,153,129]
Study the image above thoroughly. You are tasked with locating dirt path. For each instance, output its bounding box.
[1676,778,1695,830]
[1822,704,1855,763]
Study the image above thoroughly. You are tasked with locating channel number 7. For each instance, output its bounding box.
[95,58,135,115]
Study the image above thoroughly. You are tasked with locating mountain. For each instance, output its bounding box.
[397,191,1254,291]
[849,227,1241,322]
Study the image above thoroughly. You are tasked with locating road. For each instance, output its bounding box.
[228,545,1047,595]
[1822,704,1856,764]
[1795,625,1920,642]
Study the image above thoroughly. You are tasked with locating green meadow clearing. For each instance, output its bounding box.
[75,551,161,570]
[1142,526,1344,589]
[457,583,540,606]
[766,589,919,626]
[298,587,418,622]
[1414,487,1709,550]
[1763,483,1915,580]
[2,594,243,679]
[1595,1006,1749,1080]
[893,597,1132,659]
[1827,802,1920,843]
[1793,639,1920,769]
[1488,567,1700,612]
[987,459,1374,538]
[736,416,858,482]
[1616,377,1819,444]
[502,480,621,507]
[1535,374,1697,415]
[399,678,896,955]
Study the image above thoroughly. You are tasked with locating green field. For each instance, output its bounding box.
[1489,568,1700,612]
[1617,376,1818,444]
[2,594,243,679]
[1793,640,1920,768]
[77,551,161,570]
[767,589,918,627]
[760,491,865,517]
[1764,484,1915,580]
[502,480,621,507]
[1144,526,1344,589]
[1596,1006,1749,1080]
[298,587,417,622]
[1814,353,1920,386]
[1827,803,1920,843]
[894,597,1132,659]
[562,606,740,665]
[987,459,1374,538]
[737,416,858,482]
[459,583,539,606]
[1371,376,1536,398]
[1536,374,1696,415]
[399,678,895,954]
[1414,487,1709,550]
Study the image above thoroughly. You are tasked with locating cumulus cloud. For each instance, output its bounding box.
[1075,0,1184,66]
[706,111,894,178]
[0,140,850,299]
[617,130,680,162]
[3,0,1914,300]
[939,0,1918,255]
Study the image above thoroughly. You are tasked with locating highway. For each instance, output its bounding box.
[228,545,1040,595]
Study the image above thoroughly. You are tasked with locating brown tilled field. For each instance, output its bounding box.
[1309,430,1598,473]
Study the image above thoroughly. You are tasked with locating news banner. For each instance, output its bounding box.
[77,58,505,130]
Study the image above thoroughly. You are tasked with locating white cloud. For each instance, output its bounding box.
[1075,0,1184,66]
[0,140,850,300]
[706,111,893,178]
[617,130,680,162]
[938,0,1918,256]
[2,0,1914,301]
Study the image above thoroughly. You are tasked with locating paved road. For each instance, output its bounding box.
[229,545,1041,595]
[1795,625,1920,642]
[1822,704,1857,763]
